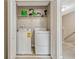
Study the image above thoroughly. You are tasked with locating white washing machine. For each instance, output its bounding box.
[16,29,32,54]
[35,31,50,54]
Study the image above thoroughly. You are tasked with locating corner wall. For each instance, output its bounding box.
[4,0,8,59]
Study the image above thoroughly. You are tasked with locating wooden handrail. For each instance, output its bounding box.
[64,32,75,40]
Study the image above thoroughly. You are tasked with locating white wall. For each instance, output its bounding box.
[62,12,75,39]
[4,0,8,59]
[62,12,75,59]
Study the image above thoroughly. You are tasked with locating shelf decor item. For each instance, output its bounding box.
[21,9,28,16]
[29,8,37,16]
[32,10,37,16]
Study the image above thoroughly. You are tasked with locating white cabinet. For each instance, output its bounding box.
[8,0,62,59]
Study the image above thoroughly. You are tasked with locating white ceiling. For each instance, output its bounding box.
[61,0,75,15]
[61,0,74,6]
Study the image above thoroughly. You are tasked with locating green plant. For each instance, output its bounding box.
[21,9,28,16]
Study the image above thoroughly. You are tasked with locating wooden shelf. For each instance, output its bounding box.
[17,15,47,17]
[16,54,50,56]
